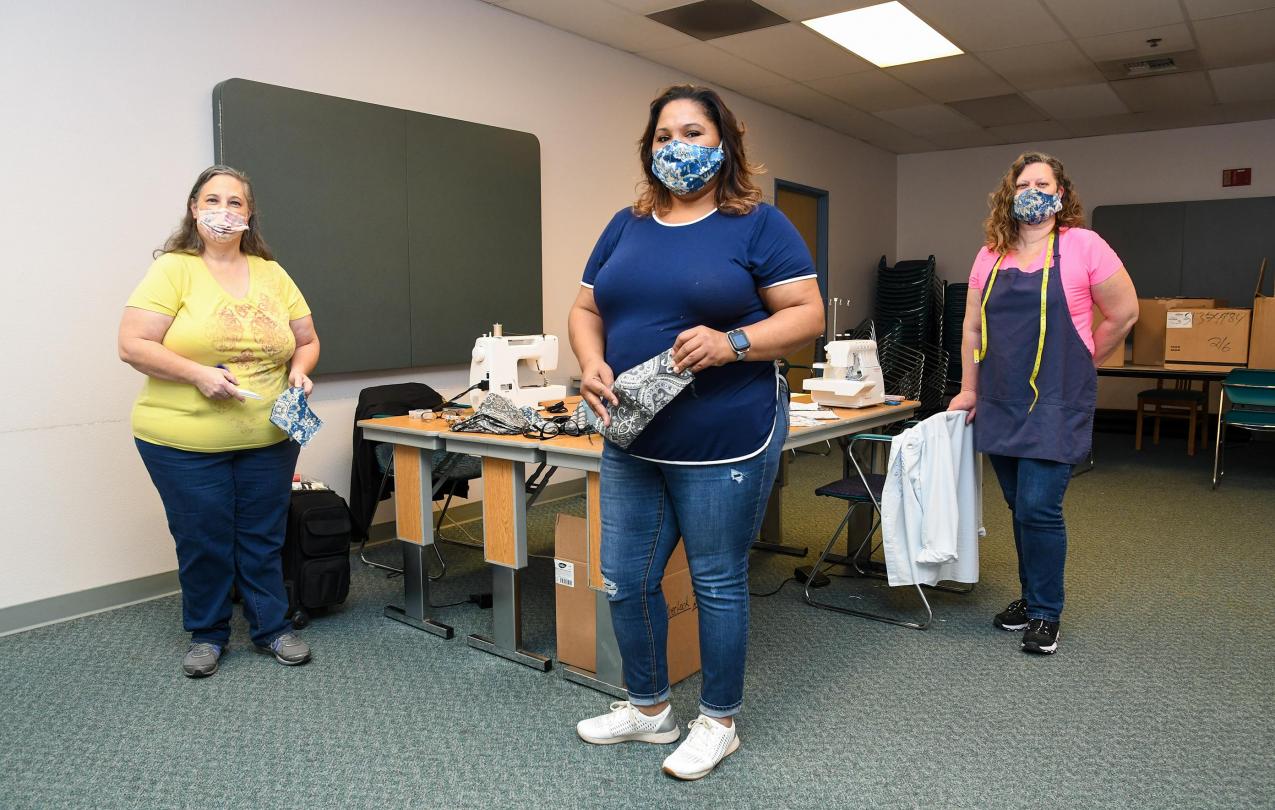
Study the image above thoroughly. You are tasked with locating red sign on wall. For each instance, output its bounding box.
[1222,168,1252,187]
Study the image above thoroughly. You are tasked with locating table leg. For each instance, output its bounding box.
[383,446,453,639]
[753,451,808,557]
[466,457,551,671]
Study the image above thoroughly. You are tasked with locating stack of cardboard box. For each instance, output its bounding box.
[1250,260,1275,369]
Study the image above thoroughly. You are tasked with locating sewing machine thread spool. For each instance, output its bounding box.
[492,323,503,337]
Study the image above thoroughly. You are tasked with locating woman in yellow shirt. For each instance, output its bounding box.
[119,166,320,677]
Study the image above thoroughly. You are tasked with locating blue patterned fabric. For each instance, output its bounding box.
[1012,188,1063,225]
[650,140,724,195]
[270,387,323,446]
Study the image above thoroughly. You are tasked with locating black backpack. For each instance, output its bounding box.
[282,488,352,628]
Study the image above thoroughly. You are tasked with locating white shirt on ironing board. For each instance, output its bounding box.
[880,411,982,587]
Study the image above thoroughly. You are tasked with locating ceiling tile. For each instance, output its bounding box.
[638,41,792,89]
[1041,0,1184,38]
[925,129,1004,149]
[887,54,1015,101]
[713,22,875,80]
[1193,8,1275,68]
[875,103,982,134]
[1075,23,1196,61]
[984,120,1071,142]
[501,0,697,52]
[905,0,1069,52]
[752,0,883,21]
[1062,113,1150,136]
[1025,83,1130,118]
[608,0,694,13]
[1182,0,1275,20]
[1109,71,1216,110]
[745,81,861,120]
[948,94,1050,127]
[979,40,1106,90]
[1212,97,1275,122]
[862,130,940,154]
[1209,62,1275,102]
[821,102,937,147]
[806,70,932,111]
[1132,106,1229,129]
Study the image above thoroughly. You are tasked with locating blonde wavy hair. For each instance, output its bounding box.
[983,152,1085,255]
[632,85,763,218]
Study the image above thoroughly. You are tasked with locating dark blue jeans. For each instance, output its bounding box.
[136,438,299,647]
[987,454,1072,622]
[599,408,786,718]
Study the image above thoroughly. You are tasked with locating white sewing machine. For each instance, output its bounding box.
[802,339,886,408]
[469,325,567,408]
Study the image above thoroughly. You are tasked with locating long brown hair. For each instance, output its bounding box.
[983,152,1085,255]
[633,85,763,218]
[157,165,275,260]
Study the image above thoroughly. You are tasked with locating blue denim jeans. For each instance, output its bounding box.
[987,454,1072,622]
[599,408,786,718]
[136,438,299,647]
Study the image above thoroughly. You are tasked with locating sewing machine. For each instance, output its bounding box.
[802,339,886,408]
[469,326,567,408]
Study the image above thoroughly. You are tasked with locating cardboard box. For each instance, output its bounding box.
[1250,259,1275,369]
[554,514,700,683]
[1133,298,1218,366]
[1091,306,1125,367]
[1164,307,1251,365]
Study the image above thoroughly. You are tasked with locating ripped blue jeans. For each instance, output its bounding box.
[598,408,786,718]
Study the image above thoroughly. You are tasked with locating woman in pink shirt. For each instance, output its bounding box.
[948,152,1138,655]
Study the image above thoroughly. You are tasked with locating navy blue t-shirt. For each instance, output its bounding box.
[582,203,815,463]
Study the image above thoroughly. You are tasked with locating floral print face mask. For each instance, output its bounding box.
[1012,188,1063,225]
[651,140,725,196]
[197,208,250,242]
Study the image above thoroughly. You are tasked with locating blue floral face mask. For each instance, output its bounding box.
[1012,188,1063,225]
[271,387,323,446]
[651,140,725,196]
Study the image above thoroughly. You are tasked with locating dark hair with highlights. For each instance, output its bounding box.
[156,165,275,260]
[983,151,1085,255]
[633,85,763,218]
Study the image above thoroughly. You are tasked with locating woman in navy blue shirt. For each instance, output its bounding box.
[569,85,823,780]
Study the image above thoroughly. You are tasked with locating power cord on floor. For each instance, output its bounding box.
[749,576,797,598]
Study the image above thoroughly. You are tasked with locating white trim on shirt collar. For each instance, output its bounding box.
[652,208,718,227]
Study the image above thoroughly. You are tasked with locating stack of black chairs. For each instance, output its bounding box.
[872,255,949,415]
[943,282,968,388]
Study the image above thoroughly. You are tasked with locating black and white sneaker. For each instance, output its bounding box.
[993,599,1030,631]
[1021,618,1060,654]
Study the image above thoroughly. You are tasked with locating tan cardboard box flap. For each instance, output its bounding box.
[1133,298,1217,366]
[1164,308,1250,365]
[1251,259,1275,369]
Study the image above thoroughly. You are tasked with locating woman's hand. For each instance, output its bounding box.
[195,365,244,401]
[289,368,314,395]
[580,360,618,426]
[948,390,977,424]
[672,326,735,373]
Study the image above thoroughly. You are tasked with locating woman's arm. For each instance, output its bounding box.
[118,307,243,400]
[568,286,618,423]
[947,284,984,423]
[671,278,824,373]
[288,315,320,394]
[1090,269,1138,368]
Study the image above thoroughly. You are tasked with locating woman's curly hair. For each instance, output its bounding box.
[983,151,1085,255]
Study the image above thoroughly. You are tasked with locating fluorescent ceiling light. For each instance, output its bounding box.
[803,2,962,68]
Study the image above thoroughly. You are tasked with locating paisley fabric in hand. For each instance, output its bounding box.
[599,349,695,450]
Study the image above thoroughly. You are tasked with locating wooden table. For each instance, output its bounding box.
[357,397,919,684]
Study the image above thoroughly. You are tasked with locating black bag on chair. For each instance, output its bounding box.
[282,488,352,628]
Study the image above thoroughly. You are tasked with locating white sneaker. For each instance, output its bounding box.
[576,701,680,745]
[661,715,740,780]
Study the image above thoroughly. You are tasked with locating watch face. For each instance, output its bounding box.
[729,330,749,351]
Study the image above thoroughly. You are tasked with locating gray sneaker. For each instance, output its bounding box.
[259,633,311,666]
[182,642,223,678]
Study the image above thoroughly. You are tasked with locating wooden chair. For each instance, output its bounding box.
[1135,379,1209,456]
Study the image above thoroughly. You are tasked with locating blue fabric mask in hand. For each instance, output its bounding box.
[651,140,725,196]
[1012,188,1063,225]
[271,387,323,446]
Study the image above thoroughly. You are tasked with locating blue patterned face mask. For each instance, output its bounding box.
[271,387,323,446]
[1012,188,1063,225]
[651,140,725,196]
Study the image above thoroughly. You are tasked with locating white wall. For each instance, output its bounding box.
[0,0,897,609]
[896,119,1275,407]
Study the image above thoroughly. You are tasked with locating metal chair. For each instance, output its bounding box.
[1212,368,1275,489]
[1137,379,1209,456]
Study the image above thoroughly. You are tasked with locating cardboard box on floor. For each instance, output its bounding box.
[1164,307,1251,366]
[554,514,700,683]
[1250,259,1275,369]
[1091,306,1125,367]
[1134,298,1218,365]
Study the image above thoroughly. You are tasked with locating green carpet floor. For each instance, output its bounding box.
[1,431,1272,809]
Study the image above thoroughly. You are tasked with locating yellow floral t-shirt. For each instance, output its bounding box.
[127,252,311,452]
